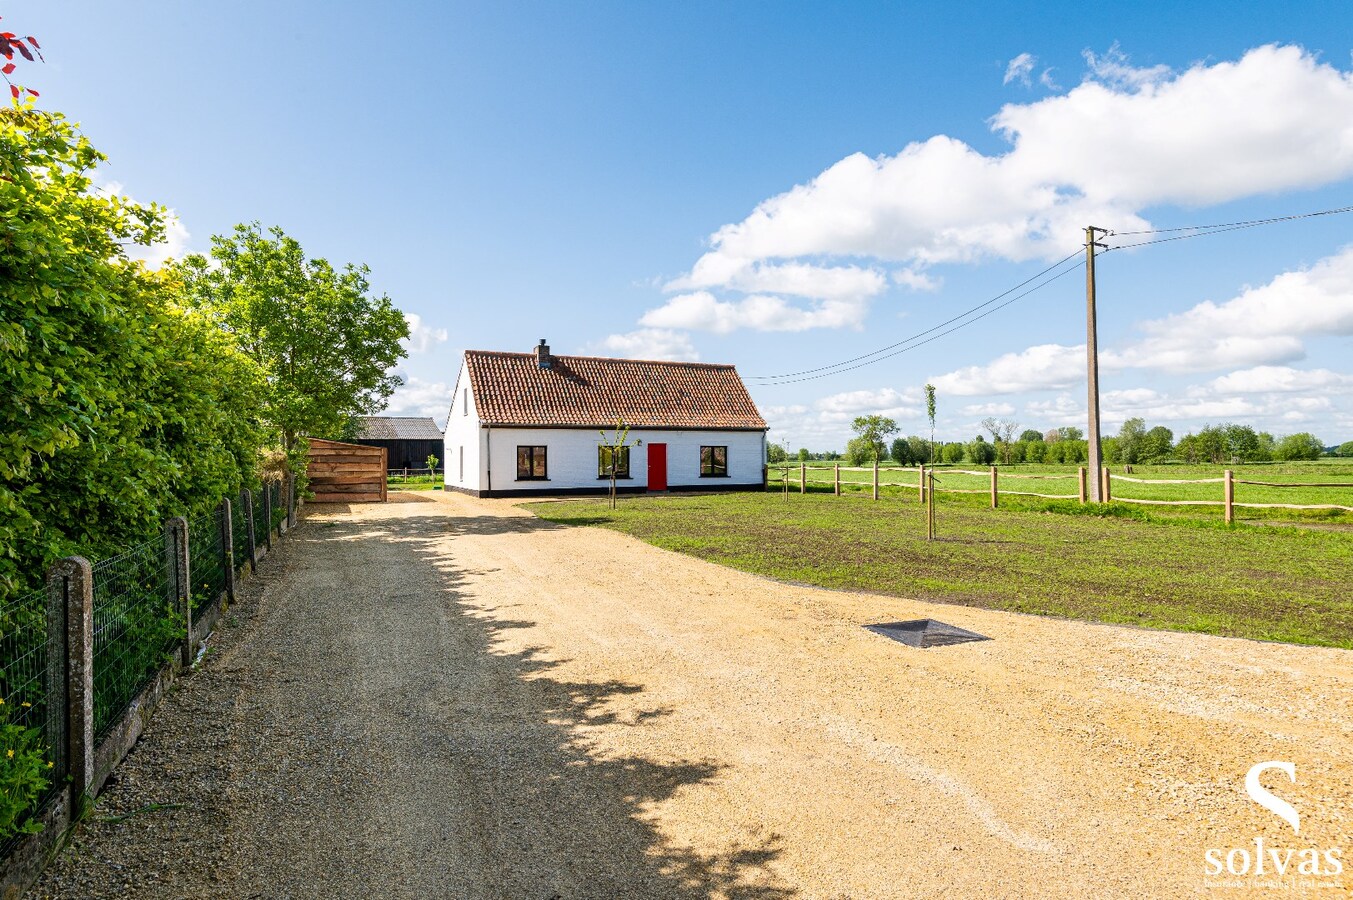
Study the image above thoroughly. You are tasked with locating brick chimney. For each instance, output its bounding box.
[535,338,552,369]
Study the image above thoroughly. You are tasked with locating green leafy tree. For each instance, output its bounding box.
[177,223,410,463]
[766,443,788,464]
[966,436,996,465]
[844,437,873,466]
[889,437,909,464]
[1337,440,1353,458]
[941,442,964,464]
[1273,432,1324,461]
[1115,417,1147,464]
[1018,429,1043,443]
[797,448,811,462]
[597,419,632,509]
[426,454,439,474]
[1,108,265,597]
[1140,426,1174,461]
[850,415,899,463]
[1058,426,1084,442]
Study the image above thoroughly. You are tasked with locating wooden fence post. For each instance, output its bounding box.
[800,463,806,494]
[49,556,94,807]
[242,488,258,573]
[220,497,236,606]
[987,466,996,508]
[834,464,840,496]
[1078,467,1087,504]
[1224,469,1234,524]
[165,517,192,667]
[873,460,879,501]
[1101,467,1112,503]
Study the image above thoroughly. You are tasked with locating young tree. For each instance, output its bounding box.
[924,383,937,461]
[797,448,811,462]
[598,418,633,509]
[850,415,899,463]
[177,224,410,460]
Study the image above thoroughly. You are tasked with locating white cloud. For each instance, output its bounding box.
[639,291,870,333]
[589,328,700,361]
[1004,53,1037,87]
[962,402,1016,416]
[1110,244,1353,372]
[402,312,449,354]
[650,45,1353,335]
[1204,366,1353,395]
[931,343,1085,396]
[815,387,919,419]
[892,267,941,292]
[384,375,453,426]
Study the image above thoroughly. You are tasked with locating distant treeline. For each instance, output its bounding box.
[770,419,1350,467]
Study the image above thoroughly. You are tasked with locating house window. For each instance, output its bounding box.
[462,388,468,416]
[458,446,463,481]
[516,445,548,480]
[700,445,728,477]
[598,446,631,479]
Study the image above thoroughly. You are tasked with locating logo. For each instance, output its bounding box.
[1203,761,1343,890]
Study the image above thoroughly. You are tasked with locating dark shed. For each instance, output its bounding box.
[353,416,444,471]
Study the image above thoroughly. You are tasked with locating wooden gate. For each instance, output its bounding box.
[306,438,387,503]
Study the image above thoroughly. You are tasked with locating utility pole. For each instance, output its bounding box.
[1085,225,1109,501]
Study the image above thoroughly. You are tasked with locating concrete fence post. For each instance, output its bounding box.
[1224,469,1235,525]
[1078,467,1087,504]
[242,488,258,573]
[262,485,274,549]
[990,466,999,509]
[286,472,297,530]
[220,498,236,606]
[49,556,93,806]
[165,517,192,667]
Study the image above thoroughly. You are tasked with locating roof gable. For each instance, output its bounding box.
[464,351,766,429]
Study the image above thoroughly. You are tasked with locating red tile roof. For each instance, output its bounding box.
[464,350,767,429]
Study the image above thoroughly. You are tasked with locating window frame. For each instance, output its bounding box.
[699,445,729,478]
[515,445,549,481]
[597,445,632,480]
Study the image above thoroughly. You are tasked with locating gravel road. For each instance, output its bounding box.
[34,490,1353,898]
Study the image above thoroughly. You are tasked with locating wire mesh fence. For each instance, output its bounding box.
[251,485,270,548]
[269,481,286,532]
[90,533,179,740]
[187,508,228,622]
[232,491,252,571]
[0,585,65,801]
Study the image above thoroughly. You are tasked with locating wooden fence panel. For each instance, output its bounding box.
[307,438,387,503]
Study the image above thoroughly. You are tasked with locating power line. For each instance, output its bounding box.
[748,259,1085,386]
[746,248,1083,383]
[1107,202,1353,237]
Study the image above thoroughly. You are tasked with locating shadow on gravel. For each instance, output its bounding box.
[376,511,798,899]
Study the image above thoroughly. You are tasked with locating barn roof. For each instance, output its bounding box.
[463,349,766,430]
[355,416,444,440]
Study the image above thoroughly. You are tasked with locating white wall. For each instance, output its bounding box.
[443,358,483,491]
[481,427,765,493]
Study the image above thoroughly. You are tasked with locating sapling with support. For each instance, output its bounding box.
[597,417,632,510]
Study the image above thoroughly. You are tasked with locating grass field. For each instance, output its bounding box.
[387,474,443,491]
[528,488,1353,649]
[770,460,1353,524]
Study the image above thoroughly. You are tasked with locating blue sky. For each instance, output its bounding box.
[15,2,1353,449]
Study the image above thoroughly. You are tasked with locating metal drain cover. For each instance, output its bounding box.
[865,619,990,648]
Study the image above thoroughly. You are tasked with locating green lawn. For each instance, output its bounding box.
[387,474,443,491]
[528,489,1353,649]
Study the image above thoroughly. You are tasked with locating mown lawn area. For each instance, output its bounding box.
[528,490,1353,648]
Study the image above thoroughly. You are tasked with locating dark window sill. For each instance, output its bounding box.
[699,473,731,478]
[597,475,633,480]
[516,477,550,482]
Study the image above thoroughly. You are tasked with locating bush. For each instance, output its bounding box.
[0,710,50,841]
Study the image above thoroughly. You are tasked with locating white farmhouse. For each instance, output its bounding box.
[444,340,768,497]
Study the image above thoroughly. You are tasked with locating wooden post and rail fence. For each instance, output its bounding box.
[777,462,1353,523]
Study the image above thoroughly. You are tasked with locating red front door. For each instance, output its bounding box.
[647,443,667,491]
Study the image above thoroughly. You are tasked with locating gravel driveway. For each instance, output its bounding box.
[34,491,1353,898]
